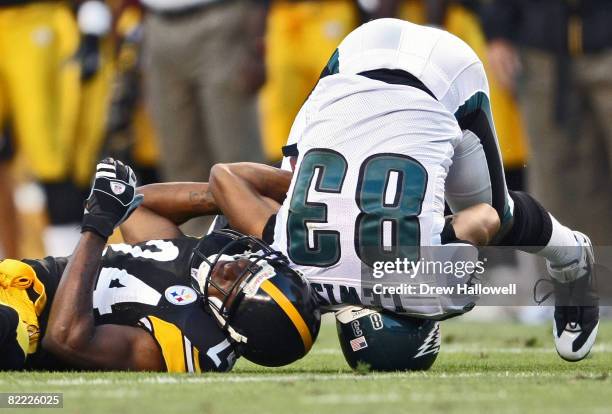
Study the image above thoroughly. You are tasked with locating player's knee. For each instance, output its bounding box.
[479,204,501,245]
[451,203,500,246]
[468,203,500,245]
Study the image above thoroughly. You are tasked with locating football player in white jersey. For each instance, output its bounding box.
[207,19,598,363]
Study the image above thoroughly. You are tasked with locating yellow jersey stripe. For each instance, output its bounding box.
[260,280,313,352]
[147,316,187,373]
[193,347,202,373]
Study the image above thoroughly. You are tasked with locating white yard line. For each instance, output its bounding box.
[2,370,609,387]
[314,343,612,354]
[300,392,402,405]
[300,390,512,405]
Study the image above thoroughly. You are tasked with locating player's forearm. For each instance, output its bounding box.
[137,182,221,225]
[44,232,106,356]
[209,163,291,238]
[212,163,292,203]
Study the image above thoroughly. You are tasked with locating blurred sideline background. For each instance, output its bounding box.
[0,1,610,322]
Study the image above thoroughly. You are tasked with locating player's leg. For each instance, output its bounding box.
[2,4,68,182]
[2,3,84,256]
[71,38,115,190]
[0,123,19,258]
[143,10,214,236]
[143,12,210,183]
[0,71,19,258]
[447,66,597,361]
[197,4,265,168]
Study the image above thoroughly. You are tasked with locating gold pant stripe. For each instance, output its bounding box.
[260,280,313,352]
[147,316,187,373]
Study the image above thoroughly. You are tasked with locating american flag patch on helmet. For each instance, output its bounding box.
[350,336,368,352]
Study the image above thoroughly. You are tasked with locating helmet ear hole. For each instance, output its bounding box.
[336,307,440,371]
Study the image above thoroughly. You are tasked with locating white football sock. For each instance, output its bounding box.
[537,214,581,267]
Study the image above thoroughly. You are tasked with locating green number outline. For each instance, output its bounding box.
[287,149,428,268]
[354,153,428,266]
[287,148,348,267]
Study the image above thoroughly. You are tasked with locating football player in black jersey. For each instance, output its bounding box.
[0,159,320,372]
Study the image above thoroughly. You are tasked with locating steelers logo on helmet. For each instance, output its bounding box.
[189,229,321,367]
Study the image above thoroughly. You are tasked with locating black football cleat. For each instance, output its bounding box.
[553,304,599,362]
[547,232,598,361]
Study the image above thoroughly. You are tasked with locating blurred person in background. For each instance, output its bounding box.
[0,0,161,257]
[260,0,361,162]
[0,127,18,258]
[104,0,161,186]
[0,0,83,257]
[57,0,163,248]
[71,1,117,194]
[482,0,612,245]
[141,0,267,235]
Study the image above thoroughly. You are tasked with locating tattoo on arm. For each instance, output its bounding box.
[138,183,220,225]
[190,191,212,208]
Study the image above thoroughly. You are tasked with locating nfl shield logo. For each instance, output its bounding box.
[111,182,126,195]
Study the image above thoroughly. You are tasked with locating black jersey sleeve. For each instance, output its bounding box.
[21,256,68,336]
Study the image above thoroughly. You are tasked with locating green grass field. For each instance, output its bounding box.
[1,319,611,414]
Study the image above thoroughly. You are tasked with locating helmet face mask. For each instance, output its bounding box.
[190,230,287,328]
[200,254,259,331]
[189,229,321,366]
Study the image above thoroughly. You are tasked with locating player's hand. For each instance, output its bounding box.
[82,158,143,239]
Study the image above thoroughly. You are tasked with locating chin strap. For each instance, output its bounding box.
[207,296,248,345]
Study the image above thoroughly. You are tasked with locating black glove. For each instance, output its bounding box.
[82,158,143,239]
